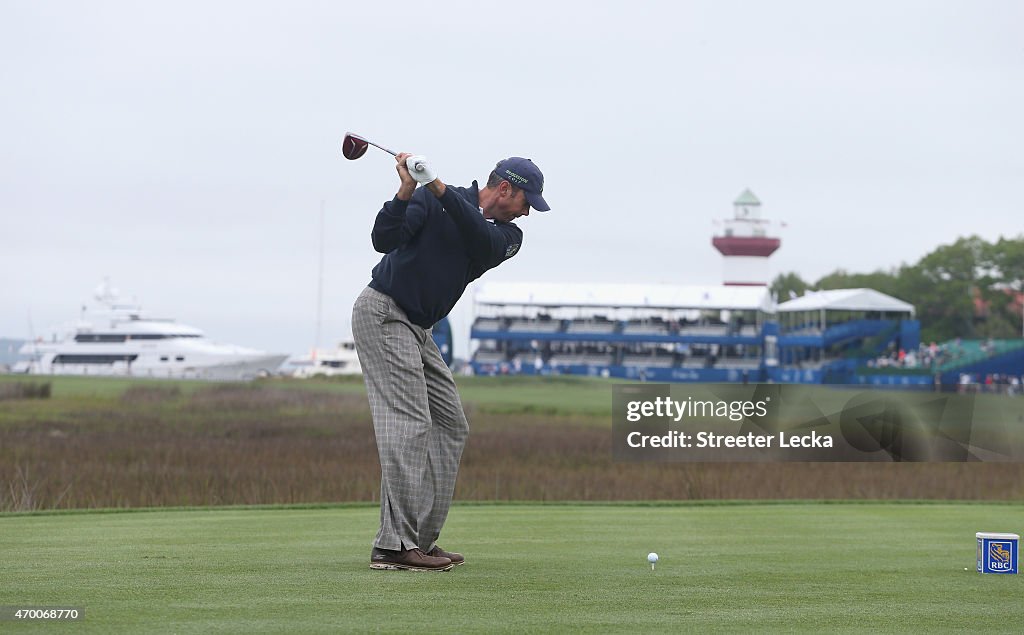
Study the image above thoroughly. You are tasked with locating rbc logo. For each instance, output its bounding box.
[989,543,1012,571]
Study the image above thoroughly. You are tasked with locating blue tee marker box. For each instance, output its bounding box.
[976,532,1018,574]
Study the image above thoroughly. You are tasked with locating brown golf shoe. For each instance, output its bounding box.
[426,545,465,566]
[369,547,453,571]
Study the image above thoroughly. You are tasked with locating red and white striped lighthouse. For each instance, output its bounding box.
[711,189,781,286]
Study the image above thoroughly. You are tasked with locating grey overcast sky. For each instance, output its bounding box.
[2,0,1021,357]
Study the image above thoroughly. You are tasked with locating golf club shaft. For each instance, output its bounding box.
[365,139,397,157]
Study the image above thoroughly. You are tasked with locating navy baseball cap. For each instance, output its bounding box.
[494,157,550,212]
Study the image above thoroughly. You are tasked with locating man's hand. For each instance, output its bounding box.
[408,155,447,197]
[406,155,437,185]
[394,152,446,200]
[395,152,418,201]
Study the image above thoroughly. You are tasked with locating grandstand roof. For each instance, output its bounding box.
[475,282,774,312]
[775,288,914,315]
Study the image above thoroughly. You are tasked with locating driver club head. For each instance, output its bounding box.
[341,133,369,160]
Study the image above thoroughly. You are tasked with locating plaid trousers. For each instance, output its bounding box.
[351,286,469,551]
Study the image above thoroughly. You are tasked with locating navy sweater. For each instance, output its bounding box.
[368,182,523,329]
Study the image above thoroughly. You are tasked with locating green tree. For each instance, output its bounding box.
[986,235,1024,338]
[770,272,809,302]
[908,236,993,341]
[815,269,900,297]
[917,235,990,283]
[988,236,1024,286]
[898,262,972,342]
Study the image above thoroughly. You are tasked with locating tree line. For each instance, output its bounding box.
[771,235,1024,344]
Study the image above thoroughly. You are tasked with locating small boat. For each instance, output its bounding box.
[289,341,362,378]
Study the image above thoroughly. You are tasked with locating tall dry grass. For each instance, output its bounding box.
[0,381,51,400]
[1,383,1022,511]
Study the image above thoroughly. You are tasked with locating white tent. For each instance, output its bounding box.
[776,288,914,315]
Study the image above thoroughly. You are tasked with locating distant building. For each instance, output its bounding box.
[711,189,781,287]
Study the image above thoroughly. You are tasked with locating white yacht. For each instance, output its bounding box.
[15,282,287,380]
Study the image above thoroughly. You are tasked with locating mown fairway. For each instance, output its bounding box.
[1,503,1022,633]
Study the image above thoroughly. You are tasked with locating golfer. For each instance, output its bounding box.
[352,151,550,571]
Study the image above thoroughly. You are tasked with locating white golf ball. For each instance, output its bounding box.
[647,552,659,564]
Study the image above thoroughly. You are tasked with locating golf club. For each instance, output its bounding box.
[342,132,397,160]
[342,132,428,175]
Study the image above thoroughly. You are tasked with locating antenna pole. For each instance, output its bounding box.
[314,201,325,360]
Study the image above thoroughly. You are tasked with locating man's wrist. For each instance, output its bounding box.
[426,180,447,198]
[397,183,416,201]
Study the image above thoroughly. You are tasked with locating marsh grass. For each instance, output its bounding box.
[0,381,51,400]
[1,376,1022,511]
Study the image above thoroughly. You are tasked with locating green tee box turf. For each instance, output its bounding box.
[1,503,1021,633]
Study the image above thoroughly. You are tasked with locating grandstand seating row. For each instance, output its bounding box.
[567,321,617,334]
[474,319,754,337]
[474,351,761,370]
[508,319,561,333]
